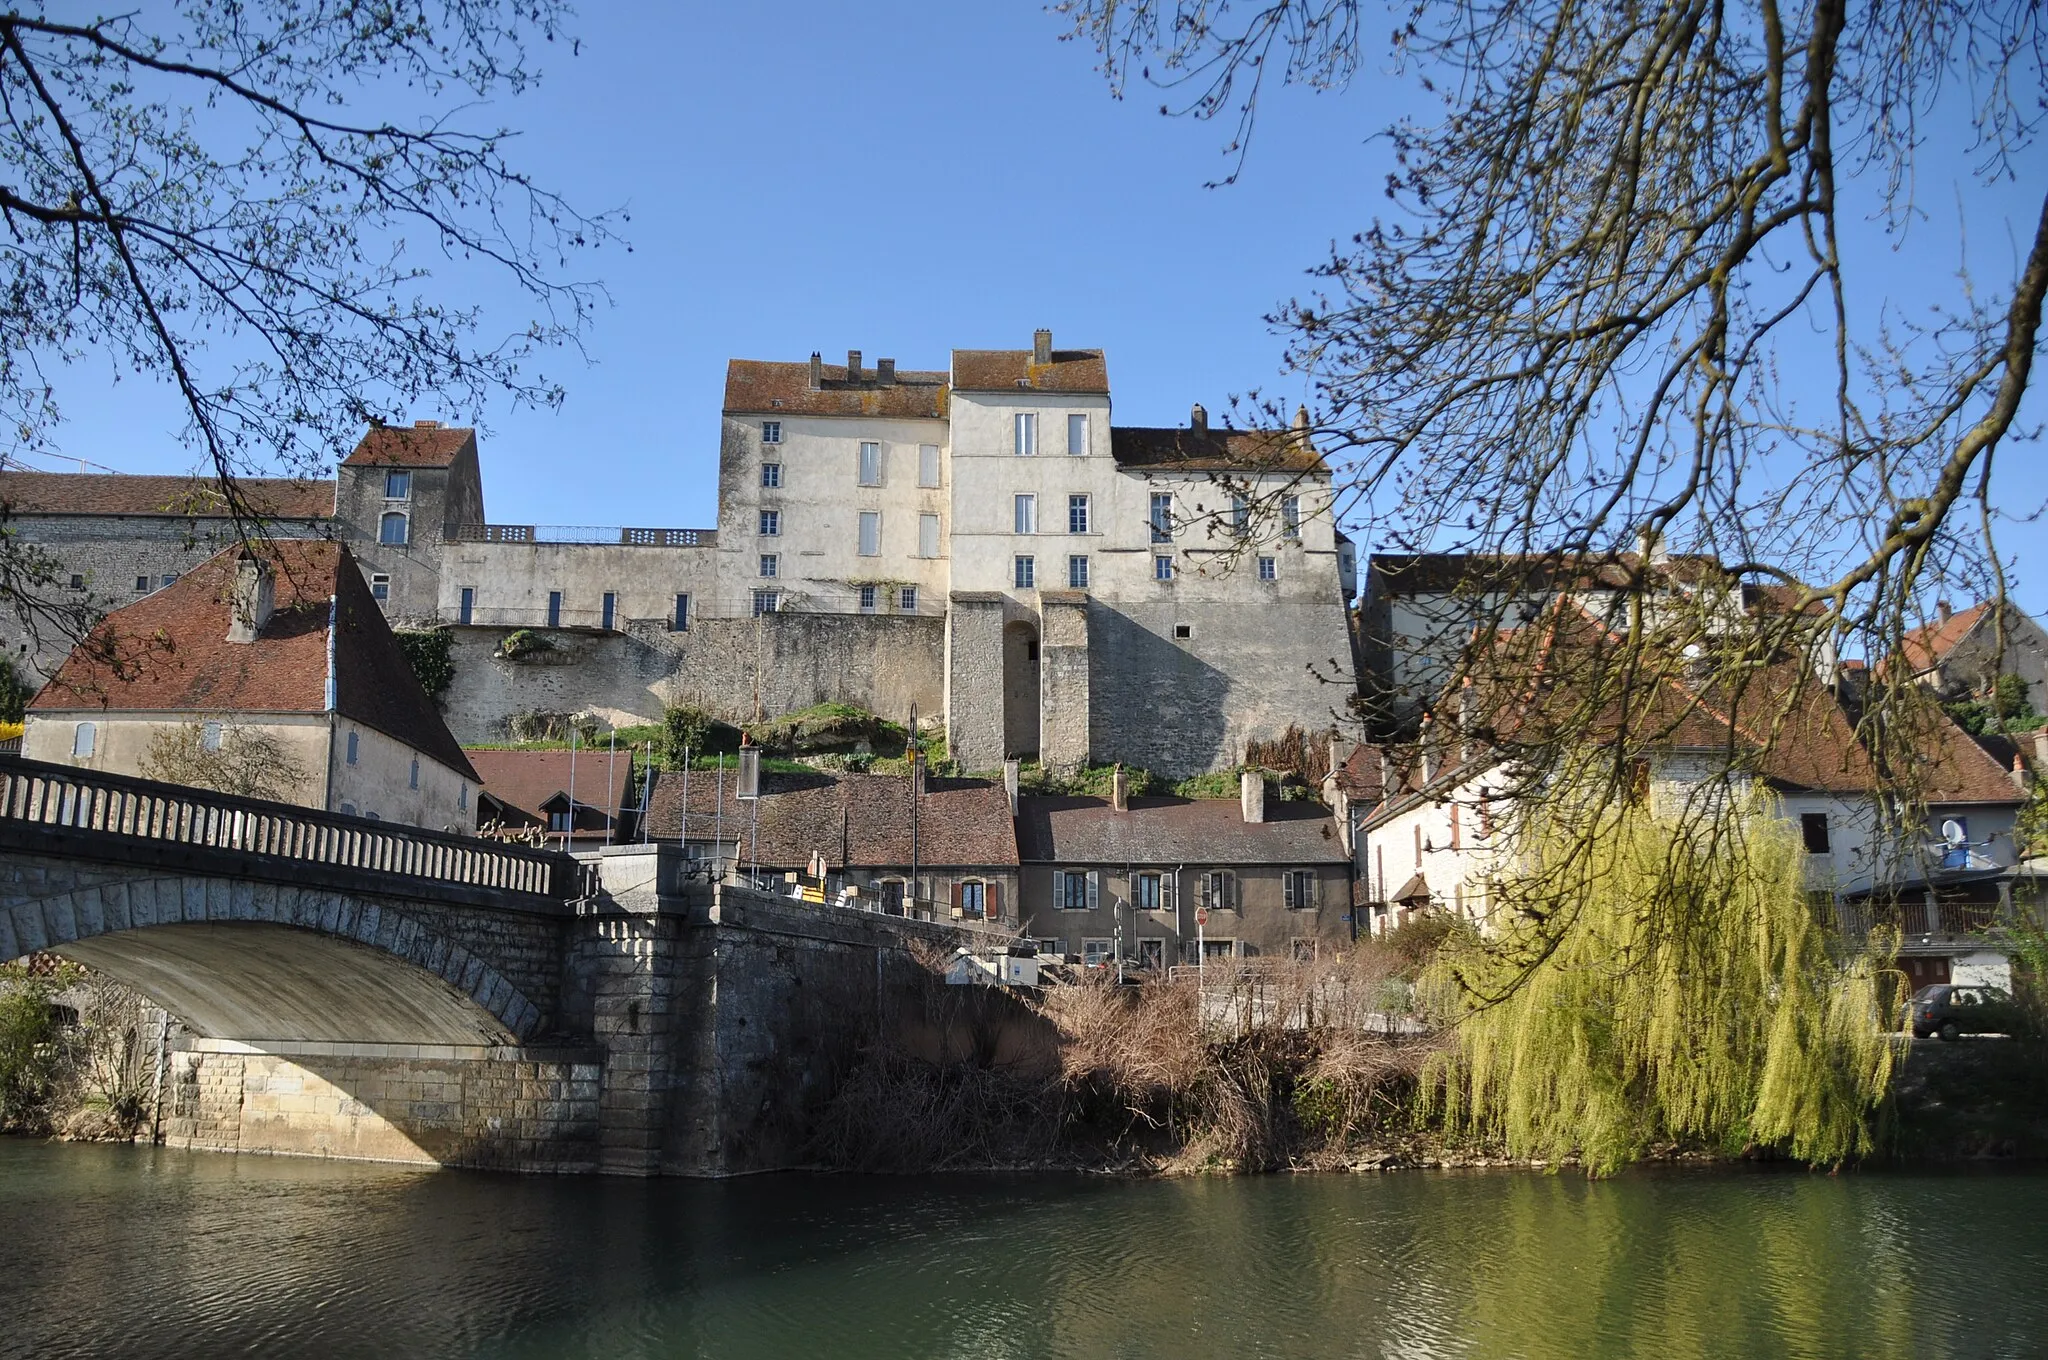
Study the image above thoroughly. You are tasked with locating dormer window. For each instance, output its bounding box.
[384,470,411,500]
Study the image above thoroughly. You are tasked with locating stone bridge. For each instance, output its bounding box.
[0,757,1006,1175]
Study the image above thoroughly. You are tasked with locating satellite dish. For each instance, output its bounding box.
[1942,819,1967,847]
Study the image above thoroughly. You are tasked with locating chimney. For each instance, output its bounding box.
[1003,759,1020,816]
[1033,328,1052,365]
[226,551,275,644]
[1111,764,1129,813]
[1637,525,1669,566]
[2014,753,2033,793]
[1938,600,1953,623]
[1190,402,1208,432]
[845,350,862,383]
[876,357,896,386]
[808,351,823,388]
[1328,734,1354,780]
[1240,770,1266,824]
[1293,405,1311,447]
[413,419,441,429]
[1379,749,1395,798]
[2034,729,2048,772]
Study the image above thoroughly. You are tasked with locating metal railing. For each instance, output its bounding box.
[451,524,715,548]
[0,756,584,901]
[1835,898,2023,946]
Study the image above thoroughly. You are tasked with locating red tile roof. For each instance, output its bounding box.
[1110,425,1327,475]
[951,348,1109,394]
[341,424,476,467]
[644,769,1018,869]
[722,360,949,419]
[1901,602,1993,673]
[465,747,632,823]
[0,471,334,519]
[1015,795,1347,865]
[31,539,475,780]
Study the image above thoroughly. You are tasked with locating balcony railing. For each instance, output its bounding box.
[1835,898,2019,948]
[451,524,715,547]
[0,755,587,902]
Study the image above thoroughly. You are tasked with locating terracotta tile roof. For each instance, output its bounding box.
[1110,426,1327,475]
[1908,707,2027,805]
[722,360,949,419]
[1901,602,1993,673]
[465,748,632,824]
[341,424,476,467]
[951,348,1109,394]
[643,769,1018,869]
[0,471,334,519]
[1015,795,1347,866]
[31,539,475,781]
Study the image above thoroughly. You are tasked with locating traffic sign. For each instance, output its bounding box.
[1195,907,1209,926]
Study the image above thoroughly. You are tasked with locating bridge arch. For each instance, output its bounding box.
[1,874,544,1045]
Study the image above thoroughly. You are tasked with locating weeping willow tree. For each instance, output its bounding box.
[1424,776,1898,1173]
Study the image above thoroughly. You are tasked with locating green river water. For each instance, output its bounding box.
[1,1139,2042,1359]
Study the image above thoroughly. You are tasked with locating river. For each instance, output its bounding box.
[1,1139,2042,1359]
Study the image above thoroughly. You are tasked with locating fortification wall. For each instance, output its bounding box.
[437,613,946,741]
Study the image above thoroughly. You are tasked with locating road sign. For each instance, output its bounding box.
[1195,907,1209,926]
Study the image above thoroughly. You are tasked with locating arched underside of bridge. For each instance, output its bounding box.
[2,874,544,1045]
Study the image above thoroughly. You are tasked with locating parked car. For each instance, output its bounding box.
[1904,984,2027,1040]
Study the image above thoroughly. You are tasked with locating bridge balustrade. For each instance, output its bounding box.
[0,755,586,901]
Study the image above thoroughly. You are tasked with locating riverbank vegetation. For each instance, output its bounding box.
[0,960,158,1141]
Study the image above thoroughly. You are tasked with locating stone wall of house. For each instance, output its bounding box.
[943,593,1009,772]
[436,613,947,742]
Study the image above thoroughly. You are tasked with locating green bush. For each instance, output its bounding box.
[651,705,742,771]
[0,653,29,724]
[0,977,62,1130]
[392,627,456,700]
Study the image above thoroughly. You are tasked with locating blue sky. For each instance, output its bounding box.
[36,2,2048,609]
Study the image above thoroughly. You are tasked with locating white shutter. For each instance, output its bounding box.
[918,443,941,487]
[1162,873,1176,913]
[1200,874,1212,911]
[1284,872,1297,910]
[1053,870,1066,910]
[1086,870,1100,910]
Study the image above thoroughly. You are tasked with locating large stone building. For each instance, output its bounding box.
[3,331,1361,776]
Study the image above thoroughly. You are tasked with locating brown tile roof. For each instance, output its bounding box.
[341,424,476,467]
[1015,795,1347,866]
[1901,602,1993,673]
[1110,426,1327,475]
[465,748,632,823]
[31,539,475,781]
[1907,707,2027,805]
[951,348,1109,394]
[644,769,1018,869]
[0,471,334,519]
[722,360,949,419]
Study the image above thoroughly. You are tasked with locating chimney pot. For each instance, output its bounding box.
[413,419,441,429]
[808,351,823,388]
[1240,770,1266,824]
[846,350,862,383]
[1190,402,1208,432]
[226,551,275,644]
[876,358,896,386]
[1937,599,1953,623]
[1033,328,1052,365]
[1112,764,1129,814]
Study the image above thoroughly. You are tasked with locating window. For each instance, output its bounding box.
[547,590,563,626]
[1134,871,1172,912]
[918,513,941,559]
[1154,555,1175,582]
[201,720,224,752]
[1014,412,1037,456]
[135,576,149,592]
[160,574,178,588]
[1054,869,1100,911]
[1284,870,1318,910]
[1082,939,1114,968]
[1200,871,1238,912]
[549,809,572,832]
[1014,493,1037,535]
[1067,555,1089,589]
[858,441,883,485]
[1014,555,1036,589]
[409,757,420,791]
[759,509,780,536]
[1067,413,1088,455]
[1802,813,1831,854]
[459,783,469,811]
[384,470,411,500]
[1258,556,1277,581]
[71,722,96,758]
[1282,495,1301,538]
[346,730,359,765]
[752,589,780,616]
[672,594,690,631]
[459,587,474,625]
[1199,938,1238,961]
[1068,494,1090,534]
[1173,623,1193,640]
[371,573,390,602]
[1231,496,1250,536]
[67,573,83,590]
[899,586,918,612]
[379,511,408,545]
[601,592,617,630]
[761,420,782,444]
[858,584,878,613]
[1150,491,1174,543]
[958,880,987,920]
[1034,937,1068,959]
[1137,938,1165,970]
[858,511,881,556]
[918,443,941,488]
[761,462,782,488]
[759,554,779,578]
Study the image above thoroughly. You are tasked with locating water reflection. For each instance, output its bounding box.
[1,1140,2042,1359]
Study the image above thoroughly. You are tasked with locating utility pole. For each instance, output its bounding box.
[908,701,920,915]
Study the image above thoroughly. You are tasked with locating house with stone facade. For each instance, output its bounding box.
[23,539,480,830]
[1900,599,2048,714]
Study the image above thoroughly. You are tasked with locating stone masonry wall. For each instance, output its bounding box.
[943,594,1008,773]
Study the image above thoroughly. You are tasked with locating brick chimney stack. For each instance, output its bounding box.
[1033,328,1052,365]
[226,551,274,644]
[1240,770,1265,824]
[808,351,823,388]
[1190,402,1208,432]
[876,357,896,386]
[846,350,862,383]
[1112,764,1129,813]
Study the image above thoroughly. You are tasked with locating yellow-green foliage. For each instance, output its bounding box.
[1424,782,1896,1173]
